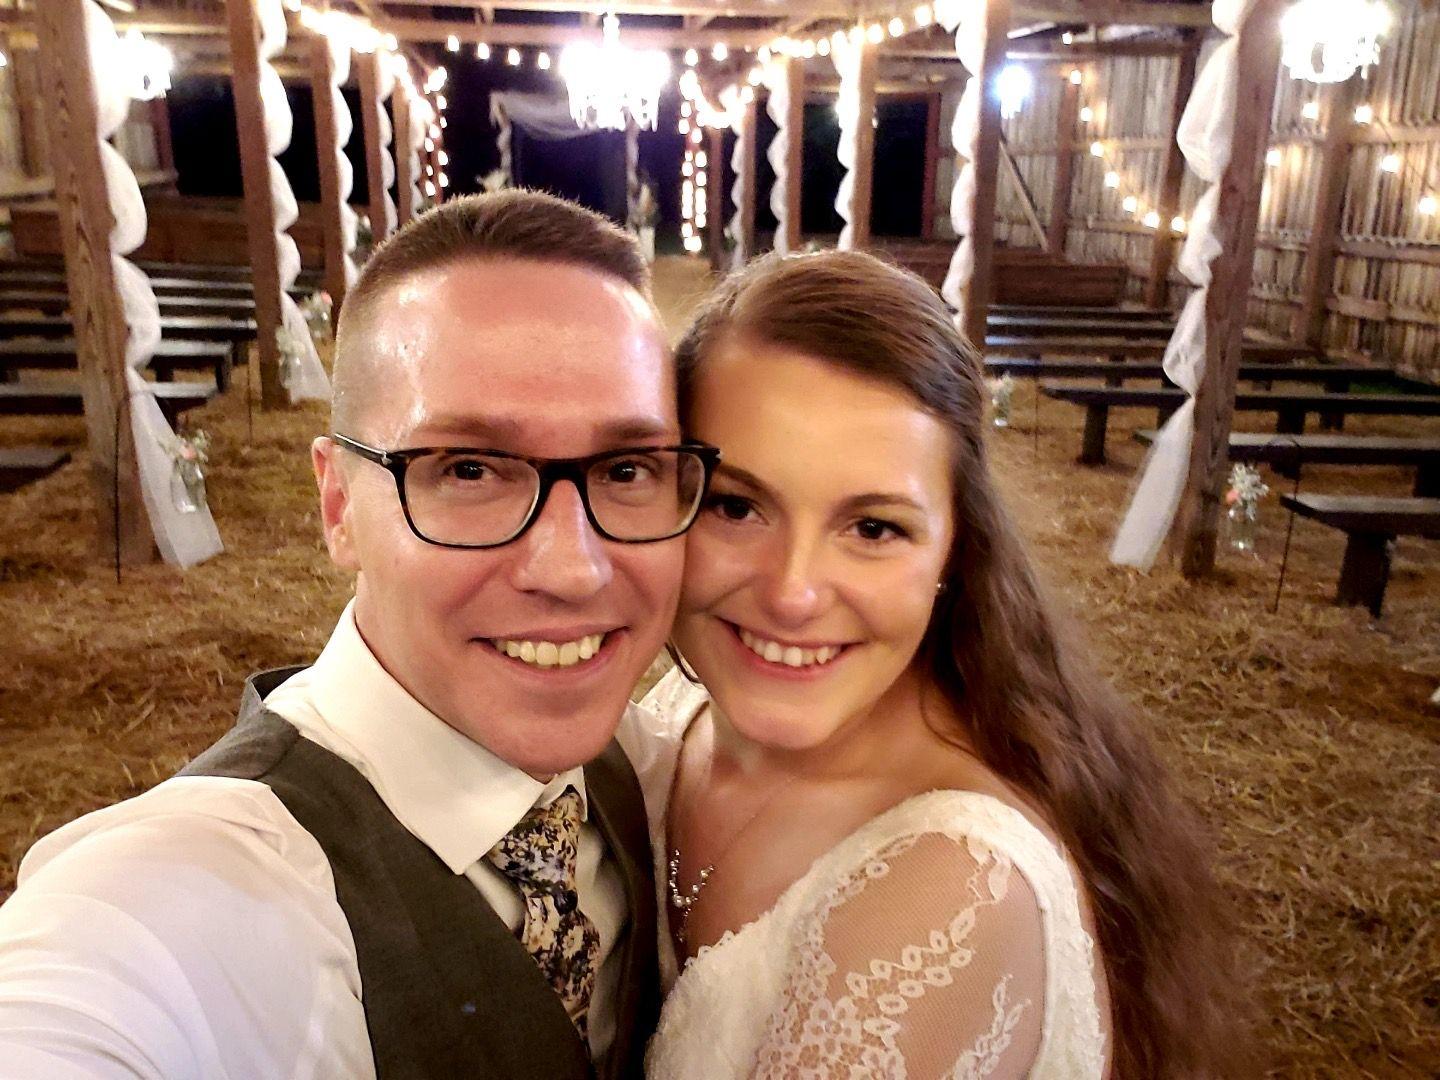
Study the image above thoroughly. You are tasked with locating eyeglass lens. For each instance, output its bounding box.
[403,449,708,546]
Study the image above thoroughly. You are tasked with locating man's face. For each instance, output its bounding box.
[313,259,682,777]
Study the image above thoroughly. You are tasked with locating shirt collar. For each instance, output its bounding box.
[273,601,589,875]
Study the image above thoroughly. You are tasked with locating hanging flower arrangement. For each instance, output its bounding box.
[1224,464,1269,555]
[989,373,1015,428]
[160,429,212,514]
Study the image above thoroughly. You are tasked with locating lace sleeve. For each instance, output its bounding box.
[751,830,1047,1080]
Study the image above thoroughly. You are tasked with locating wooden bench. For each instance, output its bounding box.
[0,289,256,321]
[0,447,71,493]
[0,339,236,392]
[987,315,1178,339]
[1040,382,1440,464]
[986,358,1399,392]
[0,380,218,428]
[1134,431,1440,496]
[985,336,1316,364]
[991,304,1169,322]
[0,269,309,302]
[1279,493,1440,617]
[0,314,255,374]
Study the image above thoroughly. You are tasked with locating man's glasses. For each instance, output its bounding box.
[331,434,720,549]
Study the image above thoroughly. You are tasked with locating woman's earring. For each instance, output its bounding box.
[666,641,703,685]
[936,581,948,595]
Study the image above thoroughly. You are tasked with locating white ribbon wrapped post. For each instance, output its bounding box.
[1110,1,1259,570]
[84,1,223,567]
[831,39,862,251]
[938,8,986,314]
[727,112,747,268]
[327,41,360,278]
[763,62,792,254]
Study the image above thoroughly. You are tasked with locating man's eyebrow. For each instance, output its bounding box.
[410,415,678,445]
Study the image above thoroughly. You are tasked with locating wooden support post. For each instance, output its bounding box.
[356,51,391,245]
[1293,75,1363,348]
[1177,0,1286,579]
[1145,34,1201,309]
[148,96,175,175]
[393,84,417,226]
[1046,75,1079,254]
[921,91,941,239]
[34,0,155,563]
[309,37,349,316]
[12,44,51,178]
[780,54,805,252]
[707,125,726,271]
[848,41,879,249]
[962,0,1013,349]
[999,133,1049,250]
[225,0,286,409]
[736,96,759,261]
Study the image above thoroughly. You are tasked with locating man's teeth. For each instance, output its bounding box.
[491,632,607,669]
[738,628,840,668]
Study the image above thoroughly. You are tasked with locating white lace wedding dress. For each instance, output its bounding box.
[619,668,1109,1079]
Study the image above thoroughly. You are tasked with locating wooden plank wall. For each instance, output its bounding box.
[991,7,1440,383]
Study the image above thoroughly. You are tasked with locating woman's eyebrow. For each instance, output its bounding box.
[714,462,769,491]
[840,493,930,515]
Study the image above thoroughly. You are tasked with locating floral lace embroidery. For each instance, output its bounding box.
[752,834,1032,1079]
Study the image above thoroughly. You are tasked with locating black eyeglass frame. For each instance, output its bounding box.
[330,433,721,549]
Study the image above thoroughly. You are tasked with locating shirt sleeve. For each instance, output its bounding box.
[0,779,374,1080]
[750,830,1049,1080]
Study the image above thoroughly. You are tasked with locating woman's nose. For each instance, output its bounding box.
[754,537,829,628]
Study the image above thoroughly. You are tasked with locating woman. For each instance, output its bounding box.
[621,250,1235,1078]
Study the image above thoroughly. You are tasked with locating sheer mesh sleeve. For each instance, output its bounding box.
[750,831,1048,1080]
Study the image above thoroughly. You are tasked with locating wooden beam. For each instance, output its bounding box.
[1293,75,1363,348]
[1144,32,1200,309]
[892,41,1190,61]
[921,91,941,239]
[356,51,392,246]
[707,125,725,271]
[11,45,51,178]
[1011,1,1214,27]
[225,0,286,409]
[1047,75,1079,252]
[847,41,880,249]
[736,96,759,261]
[779,54,805,253]
[998,133,1049,250]
[348,17,772,51]
[1178,0,1286,579]
[962,0,1014,348]
[147,95,176,175]
[34,0,155,564]
[309,37,349,317]
[393,84,417,226]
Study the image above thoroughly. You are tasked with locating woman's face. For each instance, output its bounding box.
[673,336,956,753]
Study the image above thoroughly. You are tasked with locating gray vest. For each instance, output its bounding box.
[180,668,660,1080]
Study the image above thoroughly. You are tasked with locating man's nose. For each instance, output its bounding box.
[508,480,614,601]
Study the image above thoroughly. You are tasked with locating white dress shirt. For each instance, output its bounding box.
[0,602,628,1079]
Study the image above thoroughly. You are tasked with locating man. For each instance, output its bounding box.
[0,190,715,1078]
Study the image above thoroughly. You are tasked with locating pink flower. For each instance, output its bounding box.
[1224,489,1240,506]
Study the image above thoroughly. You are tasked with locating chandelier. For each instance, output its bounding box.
[559,14,671,131]
[1281,0,1391,84]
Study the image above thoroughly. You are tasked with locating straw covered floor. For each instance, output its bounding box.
[0,259,1436,1077]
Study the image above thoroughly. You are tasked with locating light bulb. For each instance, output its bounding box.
[507,49,521,66]
[1171,216,1187,234]
[1266,148,1282,166]
[1380,153,1401,174]
[1419,195,1438,216]
[1354,104,1374,124]
[537,52,550,70]
[476,43,490,61]
[1104,171,1120,188]
[915,5,934,28]
[888,17,905,37]
[1143,210,1161,229]
[1070,69,1083,86]
[1122,195,1139,214]
[685,49,698,67]
[1302,101,1320,121]
[1062,31,1075,46]
[1090,141,1105,157]
[712,43,728,61]
[1079,106,1094,123]
[446,35,459,53]
[867,23,885,45]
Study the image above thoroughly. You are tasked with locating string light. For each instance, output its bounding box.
[446,35,459,52]
[1355,104,1374,124]
[1122,195,1139,214]
[1171,216,1188,234]
[866,23,886,45]
[1062,31,1075,46]
[1301,101,1321,121]
[1079,106,1095,123]
[1266,148,1283,166]
[915,5,934,28]
[1419,195,1438,216]
[476,42,491,61]
[712,43,728,61]
[1380,153,1401,174]
[1281,0,1391,84]
[507,48,522,66]
[1104,171,1121,188]
[1090,141,1105,157]
[1069,69,1083,86]
[1143,210,1161,229]
[537,51,551,70]
[888,17,905,37]
[684,48,699,66]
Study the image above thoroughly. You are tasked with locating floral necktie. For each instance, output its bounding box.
[484,786,600,1041]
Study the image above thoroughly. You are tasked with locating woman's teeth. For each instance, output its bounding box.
[491,633,606,669]
[738,627,840,668]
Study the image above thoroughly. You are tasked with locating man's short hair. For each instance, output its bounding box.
[332,189,651,431]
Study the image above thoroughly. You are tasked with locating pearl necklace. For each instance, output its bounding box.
[666,850,712,944]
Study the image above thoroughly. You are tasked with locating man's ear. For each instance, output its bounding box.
[313,436,361,571]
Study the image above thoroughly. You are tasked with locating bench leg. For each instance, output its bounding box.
[1156,405,1177,428]
[1106,353,1124,388]
[1276,408,1306,436]
[1415,463,1440,499]
[1335,532,1394,619]
[1320,379,1349,431]
[0,366,15,384]
[215,352,233,394]
[152,362,175,383]
[1080,405,1108,466]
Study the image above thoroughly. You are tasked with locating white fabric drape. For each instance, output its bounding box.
[938,8,987,312]
[83,1,223,568]
[325,38,360,285]
[831,40,862,251]
[727,112,748,268]
[763,62,794,255]
[253,0,329,402]
[1110,1,1258,569]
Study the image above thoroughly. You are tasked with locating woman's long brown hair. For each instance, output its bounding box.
[675,249,1239,1078]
